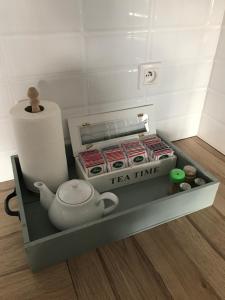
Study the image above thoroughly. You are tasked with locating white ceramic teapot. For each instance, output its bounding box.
[34,179,119,230]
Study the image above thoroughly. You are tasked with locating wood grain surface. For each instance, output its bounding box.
[175,137,225,215]
[0,137,225,299]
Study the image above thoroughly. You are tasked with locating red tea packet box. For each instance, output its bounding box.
[78,135,174,177]
[102,145,128,172]
[142,135,161,145]
[78,150,106,177]
[143,139,174,160]
[121,140,148,166]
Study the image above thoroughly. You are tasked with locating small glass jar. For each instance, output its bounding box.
[194,178,206,187]
[180,182,192,192]
[169,169,186,194]
[183,165,197,185]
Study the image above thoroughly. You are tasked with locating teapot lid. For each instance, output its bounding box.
[57,179,94,205]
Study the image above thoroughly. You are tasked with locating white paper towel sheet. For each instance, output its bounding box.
[10,100,68,192]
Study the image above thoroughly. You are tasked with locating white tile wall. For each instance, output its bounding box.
[0,83,14,117]
[0,0,81,34]
[83,0,150,30]
[216,28,225,59]
[87,68,144,105]
[86,32,147,69]
[10,74,86,109]
[209,0,225,25]
[203,90,225,124]
[157,113,201,141]
[151,28,220,61]
[2,34,83,77]
[154,0,212,27]
[0,44,6,81]
[0,0,225,181]
[154,0,224,27]
[0,118,15,152]
[153,89,207,121]
[0,149,16,182]
[147,61,213,95]
[199,113,225,154]
[199,18,225,154]
[209,61,225,93]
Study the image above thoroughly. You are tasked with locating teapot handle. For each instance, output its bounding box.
[97,192,119,215]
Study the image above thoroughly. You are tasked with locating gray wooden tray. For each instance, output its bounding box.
[6,136,219,272]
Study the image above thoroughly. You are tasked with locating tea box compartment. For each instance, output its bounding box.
[68,105,177,192]
[75,154,177,192]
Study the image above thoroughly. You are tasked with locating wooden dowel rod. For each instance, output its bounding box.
[27,87,41,113]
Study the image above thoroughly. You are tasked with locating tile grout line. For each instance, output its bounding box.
[78,0,89,113]
[0,25,221,38]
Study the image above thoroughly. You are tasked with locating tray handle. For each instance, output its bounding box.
[4,189,20,220]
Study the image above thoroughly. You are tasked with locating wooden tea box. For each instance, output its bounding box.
[68,105,177,192]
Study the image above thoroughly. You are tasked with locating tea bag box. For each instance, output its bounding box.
[68,105,177,192]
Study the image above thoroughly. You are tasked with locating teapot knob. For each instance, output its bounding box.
[72,180,79,188]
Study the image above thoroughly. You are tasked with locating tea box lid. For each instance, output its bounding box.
[68,104,156,156]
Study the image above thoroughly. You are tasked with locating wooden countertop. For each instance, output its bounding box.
[0,137,225,299]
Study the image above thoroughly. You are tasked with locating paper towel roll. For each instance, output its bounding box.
[10,100,68,192]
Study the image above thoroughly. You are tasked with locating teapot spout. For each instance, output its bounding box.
[34,182,55,210]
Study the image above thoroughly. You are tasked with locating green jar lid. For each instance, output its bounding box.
[169,168,185,183]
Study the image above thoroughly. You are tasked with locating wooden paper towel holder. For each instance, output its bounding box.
[26,87,43,113]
